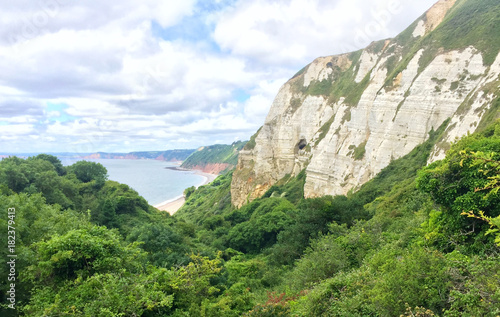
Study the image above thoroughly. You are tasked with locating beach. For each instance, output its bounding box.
[154,170,218,215]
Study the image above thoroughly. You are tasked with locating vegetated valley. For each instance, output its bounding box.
[1,0,500,316]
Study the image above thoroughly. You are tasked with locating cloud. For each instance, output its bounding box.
[213,0,437,67]
[0,0,196,45]
[0,99,44,116]
[0,0,438,153]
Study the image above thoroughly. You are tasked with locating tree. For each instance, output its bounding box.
[0,157,29,192]
[32,170,73,208]
[460,150,500,246]
[170,252,224,311]
[417,121,500,251]
[23,227,174,317]
[33,154,66,176]
[127,223,190,268]
[226,198,295,253]
[69,160,108,184]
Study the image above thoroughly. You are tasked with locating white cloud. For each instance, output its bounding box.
[0,0,196,45]
[213,0,437,66]
[243,78,287,123]
[0,0,439,153]
[0,124,35,136]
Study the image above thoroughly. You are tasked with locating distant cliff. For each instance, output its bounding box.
[232,0,500,207]
[81,149,195,162]
[181,141,246,175]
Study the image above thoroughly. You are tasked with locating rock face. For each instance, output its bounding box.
[231,0,500,208]
[180,141,246,175]
[185,163,232,175]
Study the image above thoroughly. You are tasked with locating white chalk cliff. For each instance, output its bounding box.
[232,0,500,207]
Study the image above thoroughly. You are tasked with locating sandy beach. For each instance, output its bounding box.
[154,170,218,215]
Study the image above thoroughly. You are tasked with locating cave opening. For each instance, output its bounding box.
[295,139,308,154]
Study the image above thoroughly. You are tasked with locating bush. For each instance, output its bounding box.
[69,160,108,184]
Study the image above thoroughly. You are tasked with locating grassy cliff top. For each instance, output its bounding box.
[180,141,247,169]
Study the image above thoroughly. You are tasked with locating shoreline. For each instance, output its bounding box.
[154,169,218,215]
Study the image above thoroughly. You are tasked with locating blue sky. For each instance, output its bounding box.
[0,0,437,153]
[46,103,79,123]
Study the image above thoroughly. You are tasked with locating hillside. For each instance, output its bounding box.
[1,122,499,316]
[1,0,499,316]
[180,141,246,174]
[174,119,500,316]
[231,0,500,207]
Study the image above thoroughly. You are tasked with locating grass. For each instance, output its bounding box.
[384,55,399,77]
[369,39,388,54]
[477,94,500,132]
[314,115,336,146]
[308,78,333,96]
[175,172,234,224]
[423,0,500,66]
[382,0,500,91]
[352,118,450,204]
[353,141,367,160]
[244,127,262,151]
[342,109,352,124]
[301,49,370,108]
[181,141,247,169]
[290,0,500,119]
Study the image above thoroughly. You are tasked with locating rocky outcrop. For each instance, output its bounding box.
[180,141,246,175]
[186,163,232,175]
[231,0,500,207]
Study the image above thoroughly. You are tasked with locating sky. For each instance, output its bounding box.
[0,0,437,154]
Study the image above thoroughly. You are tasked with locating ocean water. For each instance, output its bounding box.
[62,158,205,206]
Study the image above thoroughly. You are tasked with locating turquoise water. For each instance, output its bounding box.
[62,158,205,206]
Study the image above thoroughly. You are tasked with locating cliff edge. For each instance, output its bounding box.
[232,0,500,207]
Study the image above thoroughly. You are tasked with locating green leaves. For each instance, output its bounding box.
[417,121,500,251]
[26,226,146,283]
[171,252,224,310]
[68,160,108,184]
[226,198,295,253]
[23,268,175,317]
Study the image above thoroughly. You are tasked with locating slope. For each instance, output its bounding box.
[180,141,246,174]
[231,0,500,207]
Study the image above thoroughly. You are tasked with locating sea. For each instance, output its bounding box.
[61,158,205,206]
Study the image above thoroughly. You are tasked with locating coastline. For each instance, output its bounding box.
[154,169,218,215]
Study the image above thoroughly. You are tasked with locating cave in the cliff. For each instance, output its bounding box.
[295,139,307,153]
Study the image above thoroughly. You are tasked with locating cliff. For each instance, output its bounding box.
[181,141,246,174]
[232,0,500,207]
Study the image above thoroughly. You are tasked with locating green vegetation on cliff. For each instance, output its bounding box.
[1,120,499,316]
[2,0,500,314]
[428,0,500,66]
[180,141,246,171]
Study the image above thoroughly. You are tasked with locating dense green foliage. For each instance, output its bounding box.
[2,1,500,314]
[176,171,234,224]
[181,141,246,171]
[0,157,195,316]
[170,120,500,316]
[417,122,500,252]
[1,123,500,316]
